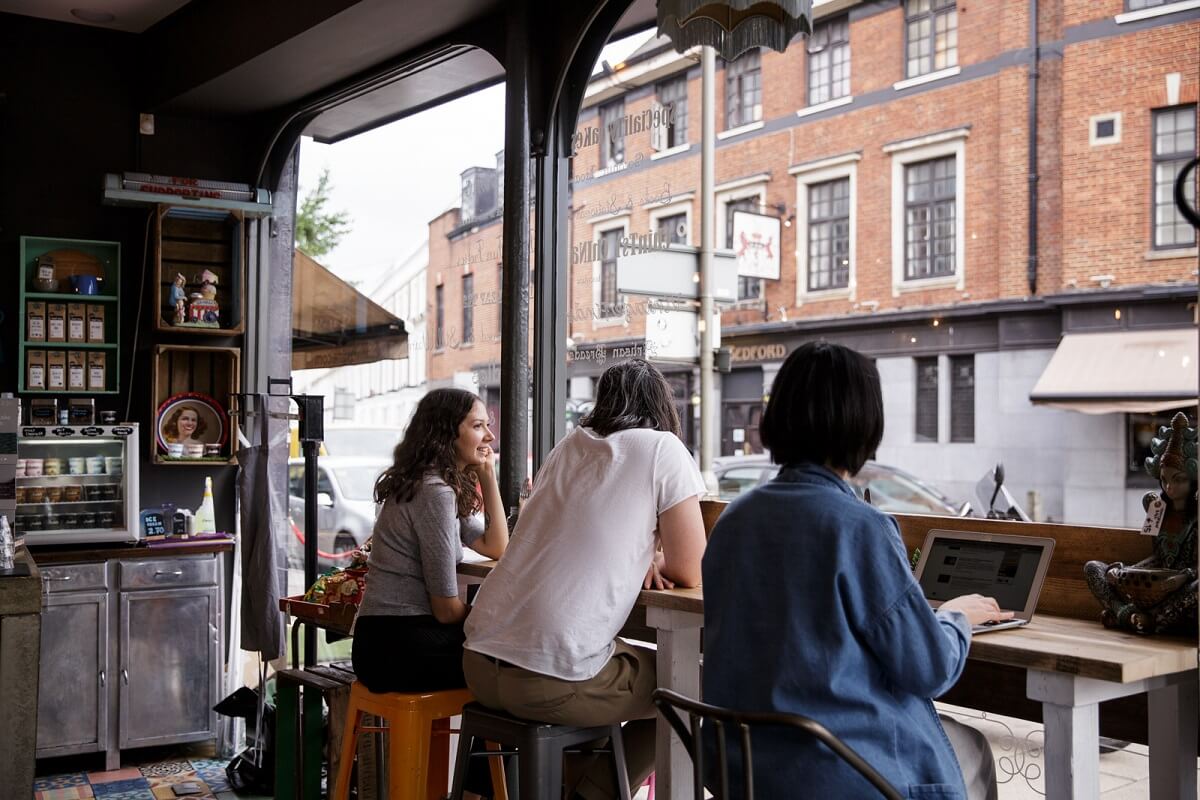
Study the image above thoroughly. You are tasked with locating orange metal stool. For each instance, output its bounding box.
[332,682,508,800]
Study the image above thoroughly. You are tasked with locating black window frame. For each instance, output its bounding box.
[1150,104,1197,250]
[904,155,957,281]
[599,99,625,168]
[725,196,762,301]
[724,50,763,129]
[904,0,957,79]
[949,354,974,443]
[435,283,445,349]
[807,16,850,106]
[656,212,689,245]
[806,177,851,291]
[656,76,689,149]
[599,228,622,316]
[461,272,474,345]
[915,356,939,442]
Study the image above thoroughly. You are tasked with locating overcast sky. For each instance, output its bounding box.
[297,30,655,292]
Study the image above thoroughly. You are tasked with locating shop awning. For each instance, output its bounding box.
[1030,329,1198,414]
[291,249,408,371]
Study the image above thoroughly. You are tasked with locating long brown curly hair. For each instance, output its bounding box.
[373,388,483,518]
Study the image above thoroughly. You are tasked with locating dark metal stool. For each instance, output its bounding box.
[450,702,633,800]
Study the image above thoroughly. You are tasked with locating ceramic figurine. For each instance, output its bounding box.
[186,269,220,325]
[169,273,188,324]
[1085,412,1198,634]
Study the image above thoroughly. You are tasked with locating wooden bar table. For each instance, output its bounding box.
[458,560,1198,800]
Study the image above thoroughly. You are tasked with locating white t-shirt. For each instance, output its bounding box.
[464,426,707,680]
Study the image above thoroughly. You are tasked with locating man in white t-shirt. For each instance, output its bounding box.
[464,359,708,800]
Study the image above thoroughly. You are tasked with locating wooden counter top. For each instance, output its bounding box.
[30,538,234,564]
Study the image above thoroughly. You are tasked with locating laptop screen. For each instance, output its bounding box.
[917,537,1048,612]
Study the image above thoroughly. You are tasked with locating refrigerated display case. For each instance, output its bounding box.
[17,424,139,546]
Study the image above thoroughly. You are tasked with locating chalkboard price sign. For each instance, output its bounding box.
[140,510,167,539]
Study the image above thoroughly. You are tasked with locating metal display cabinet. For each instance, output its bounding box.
[34,553,223,769]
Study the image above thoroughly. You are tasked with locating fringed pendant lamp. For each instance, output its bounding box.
[657,0,814,60]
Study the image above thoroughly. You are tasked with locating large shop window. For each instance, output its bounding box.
[726,196,763,300]
[1151,105,1197,249]
[600,99,625,168]
[905,0,957,78]
[725,50,763,129]
[807,178,851,290]
[462,272,474,345]
[808,16,850,106]
[722,367,765,456]
[950,354,975,443]
[656,77,689,149]
[915,356,939,442]
[904,155,957,280]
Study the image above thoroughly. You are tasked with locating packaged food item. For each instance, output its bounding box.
[68,398,95,425]
[46,351,66,390]
[67,303,86,343]
[87,304,105,343]
[87,352,106,392]
[46,304,66,343]
[26,301,46,342]
[26,350,46,391]
[29,398,56,426]
[67,350,86,391]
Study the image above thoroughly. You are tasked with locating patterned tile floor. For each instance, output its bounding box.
[33,747,246,800]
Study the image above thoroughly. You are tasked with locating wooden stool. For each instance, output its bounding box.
[332,681,507,800]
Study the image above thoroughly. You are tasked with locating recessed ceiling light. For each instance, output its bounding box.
[70,8,116,23]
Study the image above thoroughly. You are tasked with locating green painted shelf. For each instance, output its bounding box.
[21,341,118,350]
[24,292,118,302]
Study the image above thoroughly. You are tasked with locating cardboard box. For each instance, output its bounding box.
[47,350,66,390]
[26,349,46,390]
[68,350,86,391]
[87,351,107,392]
[67,303,86,343]
[26,301,46,342]
[87,304,105,343]
[47,303,66,343]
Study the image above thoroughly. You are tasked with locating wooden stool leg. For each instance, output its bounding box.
[427,717,451,800]
[387,711,430,800]
[332,708,363,800]
[486,741,510,800]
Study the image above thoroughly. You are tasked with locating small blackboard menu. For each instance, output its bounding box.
[140,509,167,539]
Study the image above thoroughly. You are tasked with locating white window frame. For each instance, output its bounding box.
[591,215,630,327]
[789,153,860,304]
[715,179,769,306]
[1116,0,1200,24]
[648,198,694,247]
[1089,112,1122,147]
[886,128,968,296]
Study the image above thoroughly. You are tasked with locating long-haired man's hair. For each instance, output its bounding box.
[580,359,681,438]
[374,387,484,518]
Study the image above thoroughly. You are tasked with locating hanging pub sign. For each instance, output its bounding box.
[732,210,781,280]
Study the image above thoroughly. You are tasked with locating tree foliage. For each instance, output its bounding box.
[295,167,351,259]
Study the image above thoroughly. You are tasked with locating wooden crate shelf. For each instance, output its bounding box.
[154,206,245,335]
[151,344,240,465]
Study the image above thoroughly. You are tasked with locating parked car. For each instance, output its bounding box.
[712,454,970,516]
[286,456,390,569]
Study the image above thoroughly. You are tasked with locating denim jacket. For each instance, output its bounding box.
[702,462,972,799]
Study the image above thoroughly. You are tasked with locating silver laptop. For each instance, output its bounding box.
[913,529,1056,634]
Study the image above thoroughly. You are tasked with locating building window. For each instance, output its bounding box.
[599,99,625,168]
[600,228,621,316]
[915,357,938,442]
[461,272,474,344]
[726,196,762,300]
[950,355,974,443]
[1127,0,1174,8]
[807,178,851,290]
[1151,105,1197,249]
[904,155,957,280]
[905,0,957,78]
[1128,407,1199,479]
[808,16,850,106]
[435,284,444,349]
[657,212,689,245]
[656,77,689,149]
[725,50,762,129]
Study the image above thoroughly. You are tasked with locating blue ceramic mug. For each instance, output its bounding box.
[69,274,101,295]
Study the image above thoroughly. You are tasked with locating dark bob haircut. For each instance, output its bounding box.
[760,341,883,475]
[580,358,681,438]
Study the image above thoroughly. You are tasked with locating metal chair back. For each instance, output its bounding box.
[651,688,904,800]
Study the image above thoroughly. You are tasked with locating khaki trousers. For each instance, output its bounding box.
[463,640,657,800]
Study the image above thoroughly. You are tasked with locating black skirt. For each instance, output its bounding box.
[351,614,468,693]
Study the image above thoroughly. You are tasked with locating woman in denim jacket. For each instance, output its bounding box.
[702,342,1002,799]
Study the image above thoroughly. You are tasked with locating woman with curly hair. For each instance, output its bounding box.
[352,387,509,692]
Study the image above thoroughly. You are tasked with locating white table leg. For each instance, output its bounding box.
[647,607,703,800]
[1148,673,1198,800]
[1027,671,1101,799]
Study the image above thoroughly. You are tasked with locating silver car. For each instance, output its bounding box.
[286,456,390,568]
[713,455,969,516]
